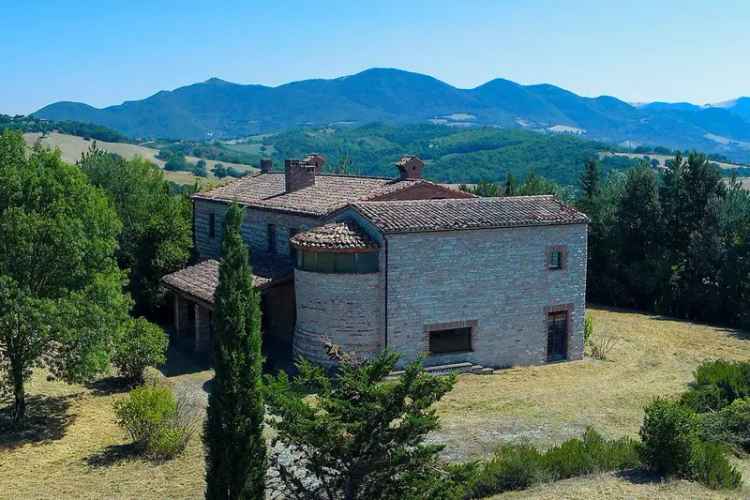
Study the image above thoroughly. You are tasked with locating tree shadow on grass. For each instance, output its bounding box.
[85,376,133,396]
[85,442,141,468]
[615,468,665,485]
[0,394,76,450]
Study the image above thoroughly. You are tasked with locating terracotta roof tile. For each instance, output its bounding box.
[290,221,379,252]
[161,257,293,306]
[351,196,589,234]
[192,172,456,216]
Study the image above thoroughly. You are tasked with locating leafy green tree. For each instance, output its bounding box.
[78,146,192,316]
[0,131,129,423]
[265,351,456,500]
[112,317,169,384]
[613,165,665,310]
[204,204,266,499]
[193,159,208,177]
[213,163,228,178]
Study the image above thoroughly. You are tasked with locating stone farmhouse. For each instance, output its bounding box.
[162,155,589,370]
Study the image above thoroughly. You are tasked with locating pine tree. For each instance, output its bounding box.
[204,204,265,500]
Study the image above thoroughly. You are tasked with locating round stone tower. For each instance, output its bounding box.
[290,221,382,367]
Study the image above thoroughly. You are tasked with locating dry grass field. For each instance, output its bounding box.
[1,307,749,499]
[22,132,256,184]
[601,151,742,170]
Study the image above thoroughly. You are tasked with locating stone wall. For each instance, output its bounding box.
[194,200,318,260]
[385,224,588,369]
[293,268,383,367]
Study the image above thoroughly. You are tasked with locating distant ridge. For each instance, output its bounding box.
[33,68,750,161]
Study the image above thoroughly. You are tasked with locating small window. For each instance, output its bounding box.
[208,213,216,239]
[547,246,566,270]
[429,327,472,354]
[267,224,277,254]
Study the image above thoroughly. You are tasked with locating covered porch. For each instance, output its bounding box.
[161,258,296,362]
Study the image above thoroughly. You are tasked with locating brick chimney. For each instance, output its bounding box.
[285,159,316,193]
[303,153,326,174]
[395,155,424,180]
[259,158,272,174]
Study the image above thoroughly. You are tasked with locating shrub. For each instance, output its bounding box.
[469,444,546,497]
[700,397,750,453]
[681,360,750,412]
[112,318,169,384]
[114,383,198,460]
[639,399,698,476]
[583,313,593,346]
[688,440,742,490]
[467,429,640,497]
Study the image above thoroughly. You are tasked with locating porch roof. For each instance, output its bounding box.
[161,258,292,306]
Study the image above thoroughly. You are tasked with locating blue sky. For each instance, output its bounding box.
[2,0,748,115]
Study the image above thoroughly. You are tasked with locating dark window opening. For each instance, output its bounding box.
[208,213,216,239]
[429,327,472,354]
[548,250,563,270]
[296,250,379,274]
[267,224,277,254]
[547,311,568,361]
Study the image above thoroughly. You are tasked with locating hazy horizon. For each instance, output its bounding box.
[3,0,749,115]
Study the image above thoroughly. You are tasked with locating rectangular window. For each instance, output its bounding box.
[208,213,216,239]
[334,253,355,273]
[429,327,472,354]
[547,311,568,361]
[267,224,277,254]
[317,252,335,273]
[549,250,562,269]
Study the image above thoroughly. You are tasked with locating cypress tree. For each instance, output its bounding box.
[204,204,266,499]
[580,158,601,203]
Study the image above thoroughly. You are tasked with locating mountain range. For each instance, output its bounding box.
[33,68,750,162]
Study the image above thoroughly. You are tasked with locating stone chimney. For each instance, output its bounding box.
[285,159,316,193]
[303,153,326,174]
[259,158,272,174]
[395,155,424,180]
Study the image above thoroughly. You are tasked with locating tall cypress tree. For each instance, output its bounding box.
[204,204,266,499]
[580,158,601,205]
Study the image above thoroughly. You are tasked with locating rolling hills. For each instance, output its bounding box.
[33,68,750,162]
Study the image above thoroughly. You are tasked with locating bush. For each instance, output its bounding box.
[113,318,169,384]
[639,399,698,476]
[543,428,640,480]
[689,440,742,490]
[467,429,640,497]
[700,397,750,453]
[114,383,198,460]
[469,444,546,497]
[583,313,593,346]
[681,360,750,412]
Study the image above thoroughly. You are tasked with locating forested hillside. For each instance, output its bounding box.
[232,124,640,185]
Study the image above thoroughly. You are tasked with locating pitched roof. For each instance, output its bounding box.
[290,221,379,252]
[192,172,430,216]
[350,196,589,234]
[161,257,293,306]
